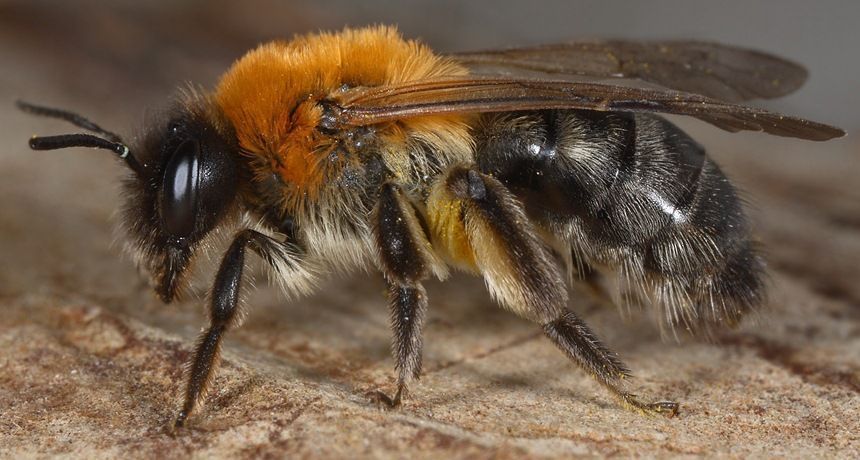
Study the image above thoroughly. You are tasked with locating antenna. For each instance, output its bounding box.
[17,100,143,174]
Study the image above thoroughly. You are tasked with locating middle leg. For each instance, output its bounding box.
[371,182,443,407]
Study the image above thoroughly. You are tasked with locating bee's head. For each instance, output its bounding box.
[18,94,244,302]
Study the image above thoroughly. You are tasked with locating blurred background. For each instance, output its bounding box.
[1,1,857,457]
[1,0,857,130]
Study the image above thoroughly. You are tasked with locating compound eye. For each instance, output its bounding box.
[161,140,200,238]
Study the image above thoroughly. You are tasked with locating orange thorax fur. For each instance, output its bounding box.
[214,26,474,202]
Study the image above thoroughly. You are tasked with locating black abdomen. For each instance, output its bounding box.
[475,110,764,331]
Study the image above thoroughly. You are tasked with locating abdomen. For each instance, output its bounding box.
[474,110,765,332]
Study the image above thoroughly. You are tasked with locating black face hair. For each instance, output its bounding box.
[121,97,243,302]
[18,97,243,303]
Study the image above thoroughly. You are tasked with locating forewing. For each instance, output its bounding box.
[452,41,809,102]
[334,77,844,141]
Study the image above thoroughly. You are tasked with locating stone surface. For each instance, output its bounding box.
[1,2,858,458]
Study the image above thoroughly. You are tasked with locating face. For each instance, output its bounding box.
[122,97,242,302]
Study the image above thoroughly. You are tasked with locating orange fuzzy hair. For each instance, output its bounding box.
[215,26,473,202]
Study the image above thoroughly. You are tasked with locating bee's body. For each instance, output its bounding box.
[218,28,761,330]
[20,25,842,428]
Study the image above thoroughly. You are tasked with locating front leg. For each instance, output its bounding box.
[172,229,308,429]
[371,182,442,408]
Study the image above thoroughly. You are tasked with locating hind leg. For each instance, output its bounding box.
[427,166,677,416]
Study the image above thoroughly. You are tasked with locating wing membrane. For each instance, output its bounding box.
[335,77,844,141]
[452,41,809,102]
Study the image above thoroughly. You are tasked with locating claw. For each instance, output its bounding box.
[618,392,680,418]
[366,387,403,410]
[166,410,189,436]
[646,400,680,418]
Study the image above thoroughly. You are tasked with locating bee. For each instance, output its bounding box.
[18,26,843,428]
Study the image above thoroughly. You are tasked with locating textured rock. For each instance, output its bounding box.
[1,2,858,458]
